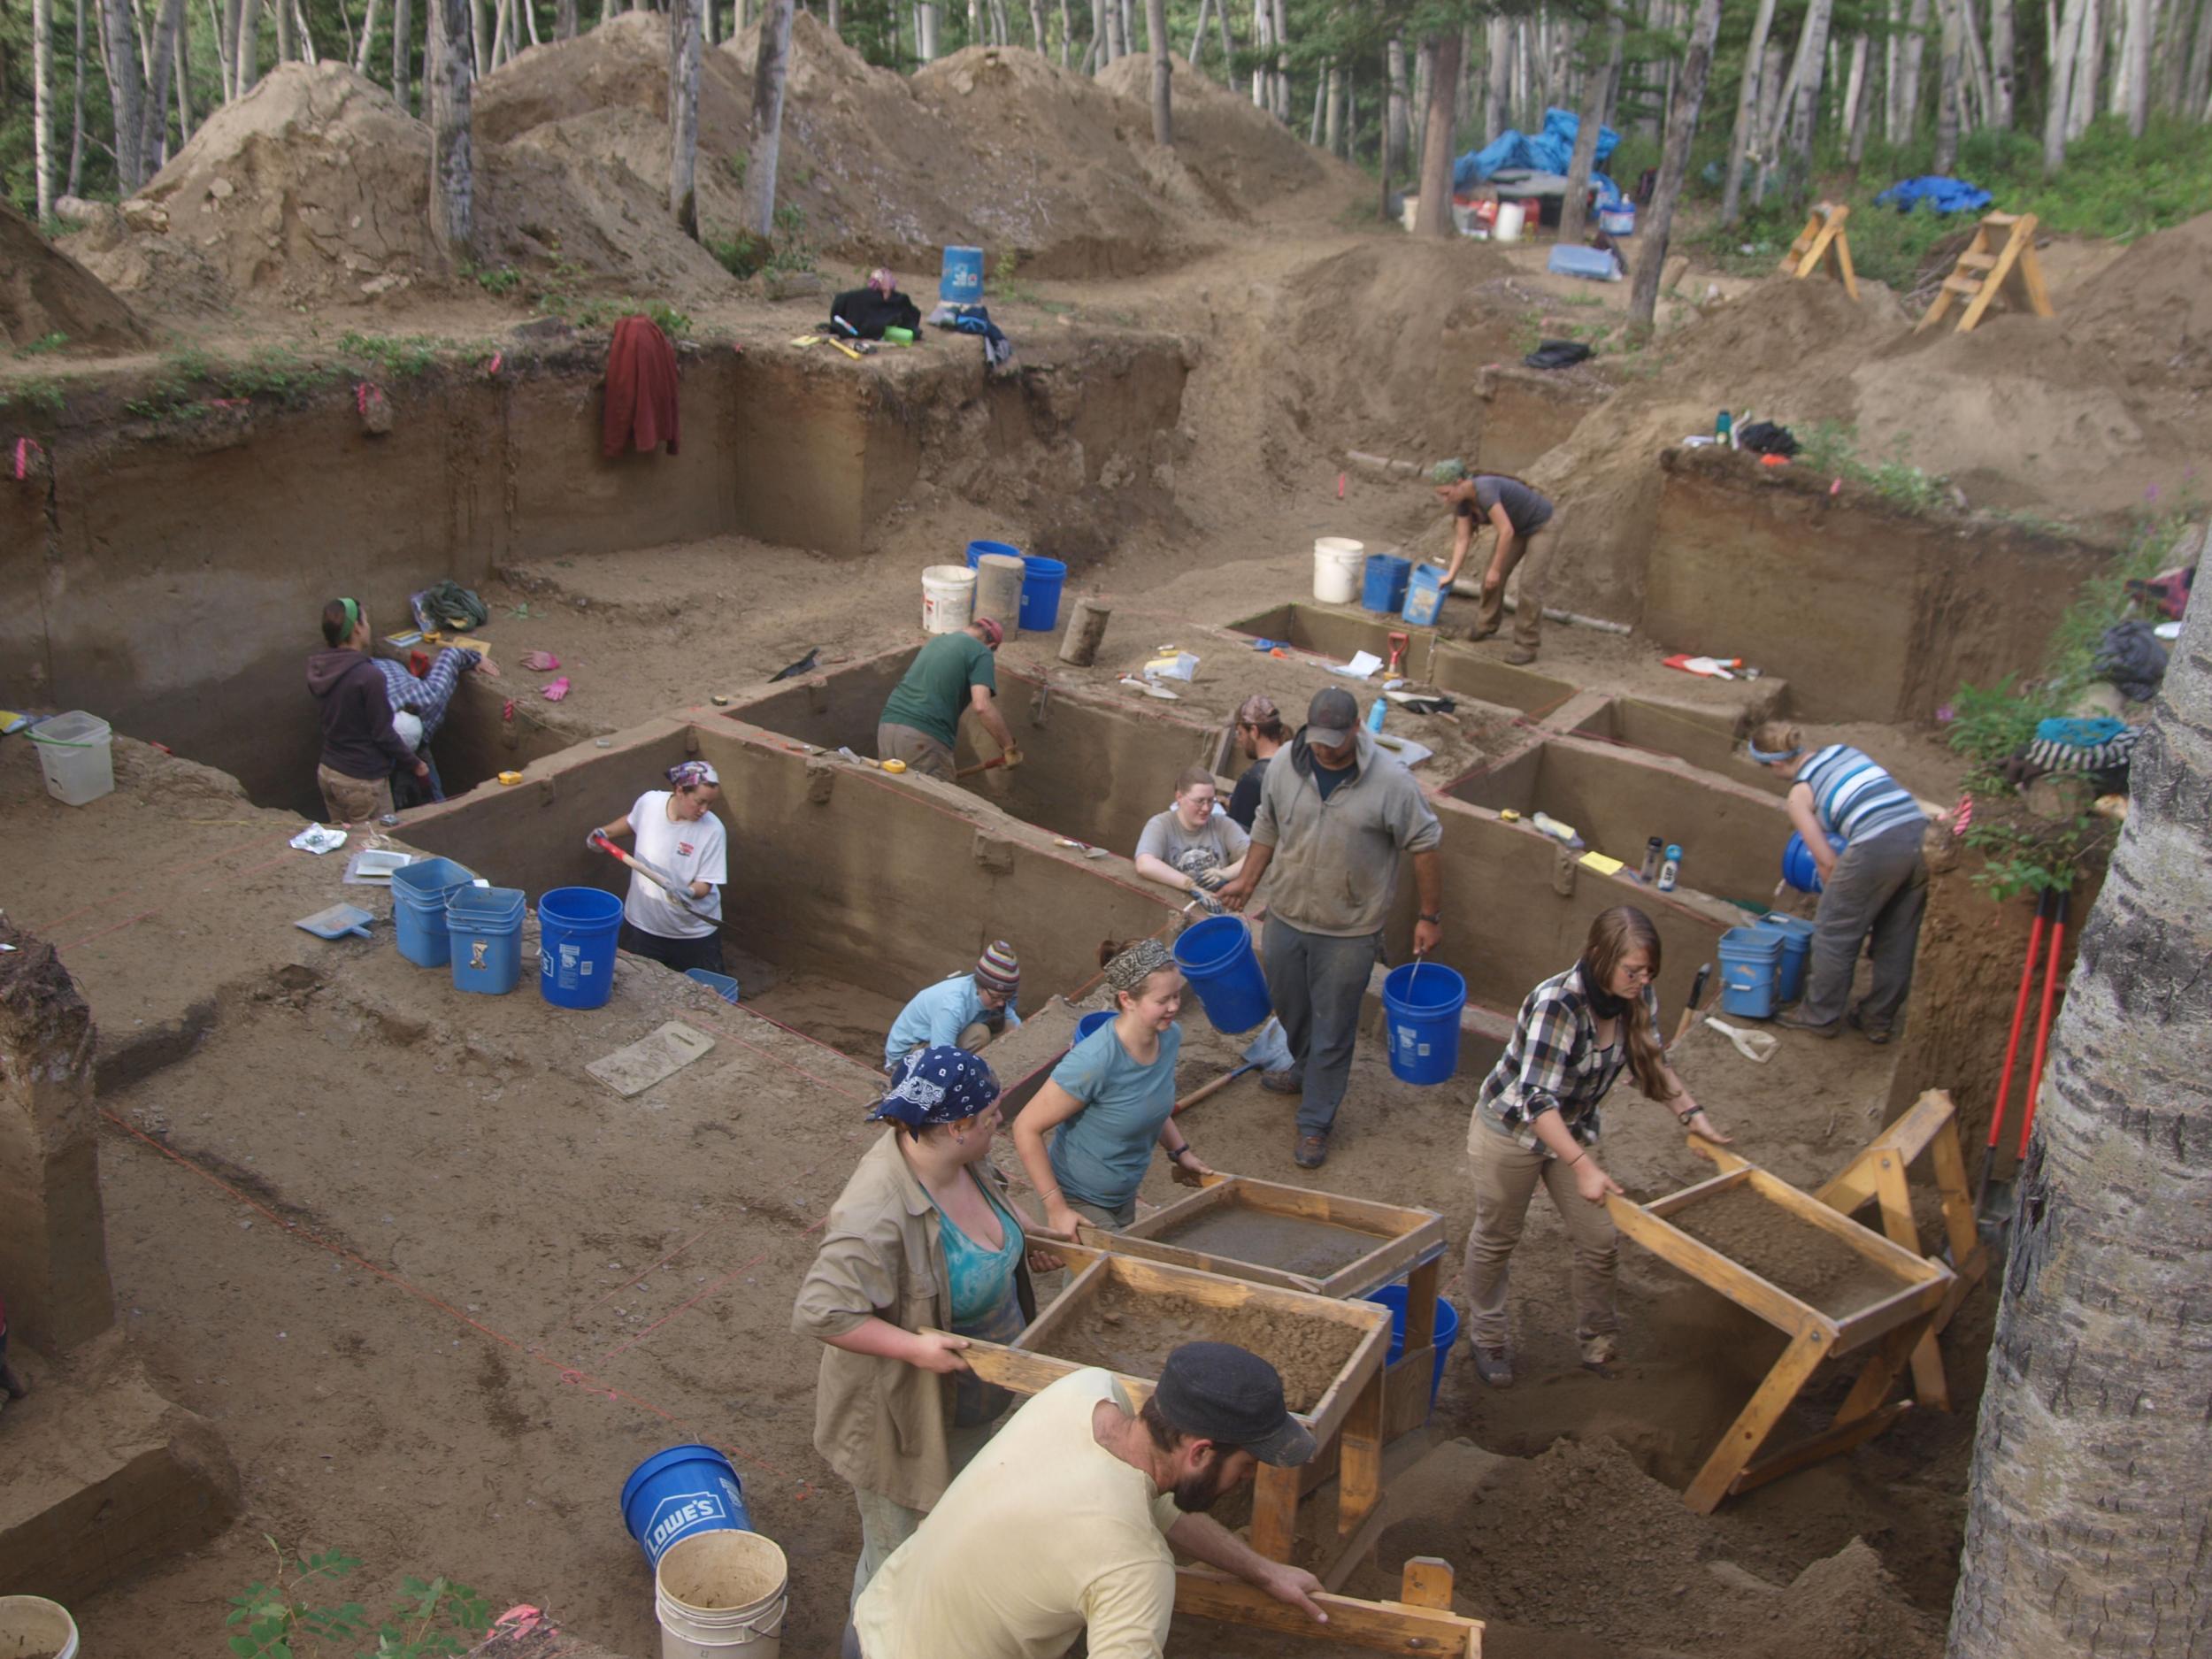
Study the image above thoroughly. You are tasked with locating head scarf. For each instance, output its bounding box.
[870,1045,1002,1129]
[1103,937,1177,997]
[667,760,720,790]
[867,267,897,296]
[1745,741,1802,764]
[338,597,361,635]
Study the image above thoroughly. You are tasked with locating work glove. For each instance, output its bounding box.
[1193,870,1227,892]
[1187,887,1225,916]
[1000,746,1024,771]
[587,829,611,853]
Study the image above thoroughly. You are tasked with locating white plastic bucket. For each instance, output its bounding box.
[1312,537,1366,604]
[655,1530,788,1659]
[0,1595,81,1659]
[1494,200,1527,243]
[1399,196,1419,232]
[920,565,975,634]
[29,710,115,806]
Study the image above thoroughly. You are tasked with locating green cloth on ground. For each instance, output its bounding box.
[879,633,997,749]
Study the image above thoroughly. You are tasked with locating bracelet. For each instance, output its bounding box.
[1677,1107,1700,1124]
[1565,1149,1586,1165]
[1164,1144,1193,1163]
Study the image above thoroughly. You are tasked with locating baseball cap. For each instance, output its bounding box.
[1304,687,1359,746]
[1236,694,1279,726]
[974,617,1004,648]
[1153,1342,1316,1467]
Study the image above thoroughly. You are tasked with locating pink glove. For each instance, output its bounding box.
[541,676,571,702]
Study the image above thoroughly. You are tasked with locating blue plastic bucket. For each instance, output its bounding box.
[1171,916,1272,1035]
[687,968,742,1003]
[940,245,985,302]
[1382,960,1466,1085]
[1362,553,1411,614]
[1756,914,1816,1003]
[1598,202,1636,235]
[620,1444,751,1568]
[1075,1010,1117,1043]
[1782,831,1847,895]
[446,886,525,995]
[1402,565,1447,628]
[1364,1283,1461,1413]
[390,856,477,968]
[538,886,626,1010]
[1018,556,1069,633]
[964,538,1023,570]
[1717,926,1785,1018]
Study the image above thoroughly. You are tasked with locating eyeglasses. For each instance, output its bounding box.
[1617,964,1655,981]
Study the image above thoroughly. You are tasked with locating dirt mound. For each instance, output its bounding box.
[0,199,150,349]
[2067,209,2212,391]
[1096,52,1336,206]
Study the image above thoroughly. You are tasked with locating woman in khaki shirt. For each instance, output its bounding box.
[793,1045,1038,1633]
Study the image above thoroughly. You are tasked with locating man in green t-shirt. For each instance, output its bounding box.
[876,618,1021,780]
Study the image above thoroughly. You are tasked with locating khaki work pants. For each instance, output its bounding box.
[317,763,393,826]
[875,722,956,780]
[1461,1121,1618,1352]
[1472,520,1555,651]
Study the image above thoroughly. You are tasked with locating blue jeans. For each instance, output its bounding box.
[1263,918,1381,1138]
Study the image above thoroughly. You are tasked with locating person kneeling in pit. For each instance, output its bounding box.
[849,1341,1326,1659]
[1133,766,1250,913]
[883,942,1024,1073]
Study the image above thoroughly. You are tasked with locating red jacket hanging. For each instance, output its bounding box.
[603,315,680,458]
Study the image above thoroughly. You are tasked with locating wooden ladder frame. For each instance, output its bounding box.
[1779,202,1860,300]
[1917,211,2055,334]
[1607,1142,1954,1512]
[1812,1089,1989,1410]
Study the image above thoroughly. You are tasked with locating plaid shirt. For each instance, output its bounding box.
[373,649,478,743]
[1475,965,1661,1151]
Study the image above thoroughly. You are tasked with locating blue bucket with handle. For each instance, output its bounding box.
[1382,960,1466,1085]
[941,245,985,302]
[1717,926,1785,1018]
[1171,916,1271,1034]
[1362,553,1411,613]
[620,1444,751,1568]
[538,886,625,1010]
[1364,1283,1461,1414]
[1018,556,1069,633]
[1075,1010,1117,1044]
[390,857,476,968]
[1755,913,1816,1003]
[1783,831,1847,895]
[446,885,526,995]
[1402,565,1447,628]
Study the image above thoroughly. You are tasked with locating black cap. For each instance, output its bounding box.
[1153,1342,1317,1467]
[1305,687,1360,746]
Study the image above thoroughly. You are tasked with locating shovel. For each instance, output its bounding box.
[588,833,718,919]
[1701,1016,1778,1064]
[1671,962,1713,1047]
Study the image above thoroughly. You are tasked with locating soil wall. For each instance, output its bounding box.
[1574,695,1786,790]
[1473,366,1614,478]
[1645,449,2112,724]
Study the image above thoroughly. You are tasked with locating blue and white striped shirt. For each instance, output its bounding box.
[1798,745,1925,845]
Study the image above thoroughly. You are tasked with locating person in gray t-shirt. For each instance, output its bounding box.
[1133,766,1249,910]
[1432,472,1559,664]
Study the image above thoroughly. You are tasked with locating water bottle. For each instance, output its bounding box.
[1532,811,1585,850]
[1640,836,1664,884]
[1366,698,1387,734]
[1716,410,1733,442]
[1657,843,1682,893]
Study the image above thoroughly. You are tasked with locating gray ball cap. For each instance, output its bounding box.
[1154,1341,1317,1467]
[1305,686,1360,746]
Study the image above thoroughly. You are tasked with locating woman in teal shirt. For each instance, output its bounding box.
[1013,937,1215,1235]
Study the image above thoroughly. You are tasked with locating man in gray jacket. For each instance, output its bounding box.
[1217,687,1443,1169]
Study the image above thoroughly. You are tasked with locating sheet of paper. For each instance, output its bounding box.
[1331,650,1383,680]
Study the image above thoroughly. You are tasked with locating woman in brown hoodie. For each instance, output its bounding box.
[305,597,426,823]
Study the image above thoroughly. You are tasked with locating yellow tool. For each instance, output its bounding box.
[826,338,864,361]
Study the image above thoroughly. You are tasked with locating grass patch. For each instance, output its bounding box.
[337,333,445,379]
[14,332,69,357]
[1798,420,1952,514]
[1,376,66,416]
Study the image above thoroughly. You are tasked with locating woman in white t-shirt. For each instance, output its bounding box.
[1132,766,1249,912]
[588,760,730,973]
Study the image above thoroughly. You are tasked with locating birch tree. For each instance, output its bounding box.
[1719,0,1778,224]
[1413,26,1462,234]
[2121,0,2153,131]
[394,0,413,107]
[1146,0,1170,142]
[69,0,87,193]
[428,0,473,256]
[741,0,795,238]
[1629,0,1719,333]
[1988,0,2015,123]
[1934,0,1964,168]
[34,0,56,219]
[142,0,184,166]
[1895,0,1931,138]
[1560,11,1622,244]
[96,0,146,189]
[1947,570,2212,1659]
[1386,35,1409,180]
[1484,12,1509,135]
[670,0,701,235]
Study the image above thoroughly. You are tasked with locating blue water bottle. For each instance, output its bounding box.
[1366,698,1387,734]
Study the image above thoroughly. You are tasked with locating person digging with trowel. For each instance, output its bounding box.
[586,760,728,974]
[883,942,1025,1072]
[1432,472,1558,664]
[1133,767,1249,914]
[307,597,428,824]
[876,618,1021,782]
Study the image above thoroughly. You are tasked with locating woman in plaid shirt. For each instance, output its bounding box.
[1463,907,1730,1386]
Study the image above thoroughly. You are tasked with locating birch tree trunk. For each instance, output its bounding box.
[1413,26,1462,236]
[2044,0,2087,165]
[1960,0,1994,120]
[1749,42,1786,203]
[1897,0,1931,139]
[2185,0,2212,119]
[141,0,181,165]
[2122,0,2153,130]
[741,0,794,237]
[1485,13,1509,135]
[1027,0,1043,52]
[1988,0,2016,121]
[1720,0,1779,223]
[97,0,147,189]
[1560,14,1621,243]
[1146,0,1170,142]
[1629,0,1719,332]
[1778,0,1835,204]
[1947,580,2212,1659]
[1412,36,1432,173]
[1215,0,1232,73]
[236,0,262,88]
[428,0,473,255]
[1322,64,1341,149]
[668,0,699,235]
[69,0,88,191]
[275,0,293,63]
[34,0,55,219]
[1934,0,1964,167]
[352,0,379,69]
[2068,0,2101,135]
[1847,32,1876,156]
[1270,0,1289,119]
[393,0,412,107]
[172,18,190,148]
[1248,0,1264,103]
[1839,31,1868,143]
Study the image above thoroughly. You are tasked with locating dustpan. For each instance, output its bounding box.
[296,902,375,940]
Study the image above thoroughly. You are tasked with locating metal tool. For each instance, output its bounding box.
[1702,1016,1778,1064]
[1671,962,1713,1046]
[588,832,718,918]
[835,746,908,774]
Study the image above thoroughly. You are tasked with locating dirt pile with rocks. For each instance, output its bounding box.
[0,199,151,350]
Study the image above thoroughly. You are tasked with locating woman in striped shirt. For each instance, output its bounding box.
[1749,723,1930,1042]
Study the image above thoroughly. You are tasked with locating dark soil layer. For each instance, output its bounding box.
[1040,1278,1367,1413]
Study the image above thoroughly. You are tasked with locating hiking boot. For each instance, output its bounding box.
[1463,625,1500,643]
[1503,645,1539,666]
[1776,1006,1840,1037]
[1471,1343,1515,1388]
[1847,1007,1893,1045]
[1294,1132,1330,1170]
[1260,1067,1305,1096]
[1580,1333,1620,1376]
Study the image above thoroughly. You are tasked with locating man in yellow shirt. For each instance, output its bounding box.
[851,1342,1328,1659]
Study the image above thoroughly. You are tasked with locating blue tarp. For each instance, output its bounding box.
[1874,175,1994,213]
[1454,107,1621,193]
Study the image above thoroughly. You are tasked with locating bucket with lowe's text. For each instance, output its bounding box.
[940,245,985,303]
[623,1444,750,1569]
[655,1529,787,1659]
[1382,960,1466,1085]
[539,886,625,1010]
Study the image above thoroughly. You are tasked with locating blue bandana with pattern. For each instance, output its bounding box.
[869,1045,1002,1128]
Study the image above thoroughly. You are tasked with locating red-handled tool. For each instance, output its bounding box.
[1977,887,2062,1216]
[2014,887,2070,1164]
[588,831,717,918]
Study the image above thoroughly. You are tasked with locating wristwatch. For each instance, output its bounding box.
[1418,911,1444,925]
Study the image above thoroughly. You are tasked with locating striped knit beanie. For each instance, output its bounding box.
[974,941,1020,995]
